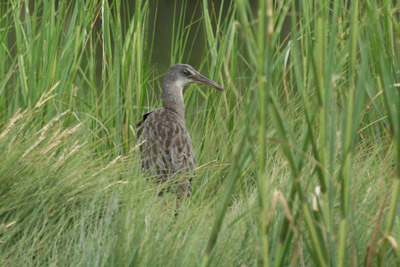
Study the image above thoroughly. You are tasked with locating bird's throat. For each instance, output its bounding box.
[161,84,186,121]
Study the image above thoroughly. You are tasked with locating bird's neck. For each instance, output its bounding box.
[161,82,186,121]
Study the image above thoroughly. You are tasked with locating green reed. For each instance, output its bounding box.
[0,0,399,266]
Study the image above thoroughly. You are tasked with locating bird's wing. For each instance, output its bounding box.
[136,111,153,141]
[138,109,196,177]
[168,129,196,173]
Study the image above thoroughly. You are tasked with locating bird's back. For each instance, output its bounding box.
[136,108,195,197]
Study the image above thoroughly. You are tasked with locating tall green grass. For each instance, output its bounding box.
[1,0,399,266]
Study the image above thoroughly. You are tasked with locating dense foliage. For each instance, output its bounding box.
[0,0,399,266]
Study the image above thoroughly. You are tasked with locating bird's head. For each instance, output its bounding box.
[163,64,224,92]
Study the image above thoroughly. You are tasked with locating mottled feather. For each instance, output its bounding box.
[136,63,223,198]
[136,109,195,197]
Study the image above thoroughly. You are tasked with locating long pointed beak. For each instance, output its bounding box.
[192,73,224,91]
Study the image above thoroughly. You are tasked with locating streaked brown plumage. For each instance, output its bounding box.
[136,64,223,198]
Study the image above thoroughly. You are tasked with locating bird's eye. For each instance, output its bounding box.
[182,69,190,76]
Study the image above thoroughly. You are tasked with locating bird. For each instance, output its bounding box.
[136,63,224,198]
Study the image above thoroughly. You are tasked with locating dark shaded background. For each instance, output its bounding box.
[119,0,258,72]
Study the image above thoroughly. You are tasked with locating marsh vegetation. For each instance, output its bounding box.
[0,0,399,266]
